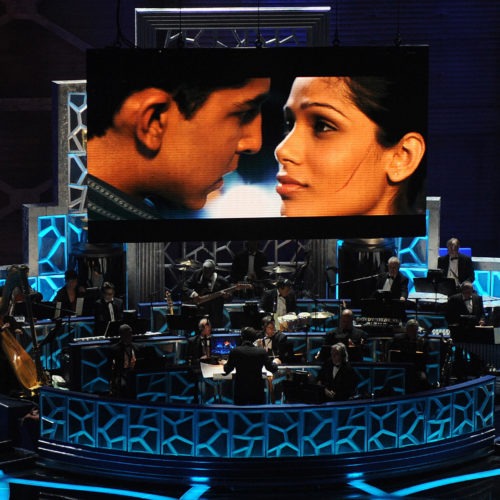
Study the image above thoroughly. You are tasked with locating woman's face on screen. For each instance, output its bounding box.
[274,77,397,217]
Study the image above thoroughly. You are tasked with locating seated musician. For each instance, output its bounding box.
[259,278,296,318]
[109,323,140,398]
[185,259,230,328]
[388,319,431,393]
[94,282,124,336]
[317,309,368,362]
[255,315,293,365]
[374,256,409,301]
[187,317,221,367]
[316,343,359,402]
[54,269,86,315]
[445,281,486,328]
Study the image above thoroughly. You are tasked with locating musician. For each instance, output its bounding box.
[374,256,409,301]
[255,315,293,364]
[0,264,43,318]
[259,278,296,317]
[437,237,475,287]
[445,281,486,327]
[186,259,230,328]
[231,241,268,298]
[94,282,124,336]
[109,323,139,398]
[188,317,219,366]
[222,326,278,405]
[388,319,431,393]
[318,309,368,362]
[54,269,86,315]
[317,343,359,402]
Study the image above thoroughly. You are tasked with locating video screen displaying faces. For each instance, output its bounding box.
[86,46,428,242]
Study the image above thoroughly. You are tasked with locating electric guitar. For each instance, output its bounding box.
[192,283,253,305]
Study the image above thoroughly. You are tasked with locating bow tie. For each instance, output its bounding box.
[450,257,458,261]
[334,364,341,368]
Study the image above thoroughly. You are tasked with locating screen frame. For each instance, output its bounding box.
[86,46,428,243]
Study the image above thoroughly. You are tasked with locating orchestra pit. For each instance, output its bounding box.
[0,1,499,498]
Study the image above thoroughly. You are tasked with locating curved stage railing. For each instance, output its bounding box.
[38,376,496,487]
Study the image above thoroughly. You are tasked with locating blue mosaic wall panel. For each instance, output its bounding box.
[39,377,494,463]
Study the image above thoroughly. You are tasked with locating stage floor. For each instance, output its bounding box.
[2,406,500,499]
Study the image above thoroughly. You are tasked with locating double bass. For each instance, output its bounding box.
[0,265,49,395]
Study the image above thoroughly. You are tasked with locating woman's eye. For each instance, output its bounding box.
[283,119,294,135]
[314,119,338,134]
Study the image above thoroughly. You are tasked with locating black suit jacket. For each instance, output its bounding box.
[231,250,268,282]
[437,253,475,284]
[223,341,278,405]
[375,272,409,300]
[259,288,297,315]
[94,297,124,335]
[259,331,293,363]
[446,292,485,325]
[317,359,359,401]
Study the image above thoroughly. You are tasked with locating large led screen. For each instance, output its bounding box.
[86,46,428,242]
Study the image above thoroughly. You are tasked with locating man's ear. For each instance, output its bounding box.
[385,132,426,183]
[114,88,171,153]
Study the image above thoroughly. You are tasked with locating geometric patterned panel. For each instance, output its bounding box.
[38,215,67,275]
[39,376,494,461]
[135,7,331,49]
[67,91,87,213]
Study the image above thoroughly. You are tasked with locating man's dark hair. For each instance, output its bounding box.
[101,281,115,292]
[241,326,258,343]
[88,50,251,139]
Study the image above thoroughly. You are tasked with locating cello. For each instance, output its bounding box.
[0,265,48,396]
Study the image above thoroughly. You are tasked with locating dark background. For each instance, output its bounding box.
[0,0,498,264]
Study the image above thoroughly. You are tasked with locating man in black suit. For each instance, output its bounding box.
[94,281,124,336]
[231,240,268,283]
[255,315,294,364]
[259,278,296,317]
[188,317,219,367]
[186,259,230,328]
[375,256,409,301]
[222,327,278,405]
[109,323,139,398]
[437,237,475,288]
[318,309,368,362]
[446,281,486,327]
[317,343,359,402]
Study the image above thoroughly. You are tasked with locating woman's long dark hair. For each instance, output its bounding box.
[344,76,427,214]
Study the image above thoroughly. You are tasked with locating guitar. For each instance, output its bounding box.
[165,289,174,315]
[192,283,253,305]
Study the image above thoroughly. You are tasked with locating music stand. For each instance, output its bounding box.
[425,270,456,296]
[361,297,406,321]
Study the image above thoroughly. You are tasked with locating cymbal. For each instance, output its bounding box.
[263,265,295,274]
[175,259,201,269]
[310,311,334,319]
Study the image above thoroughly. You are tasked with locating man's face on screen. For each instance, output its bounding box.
[275,77,395,217]
[150,78,270,210]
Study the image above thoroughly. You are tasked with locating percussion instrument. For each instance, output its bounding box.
[278,313,298,332]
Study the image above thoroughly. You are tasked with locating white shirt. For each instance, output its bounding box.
[448,258,459,285]
[276,293,287,317]
[107,301,115,322]
[247,254,255,277]
[382,276,394,292]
